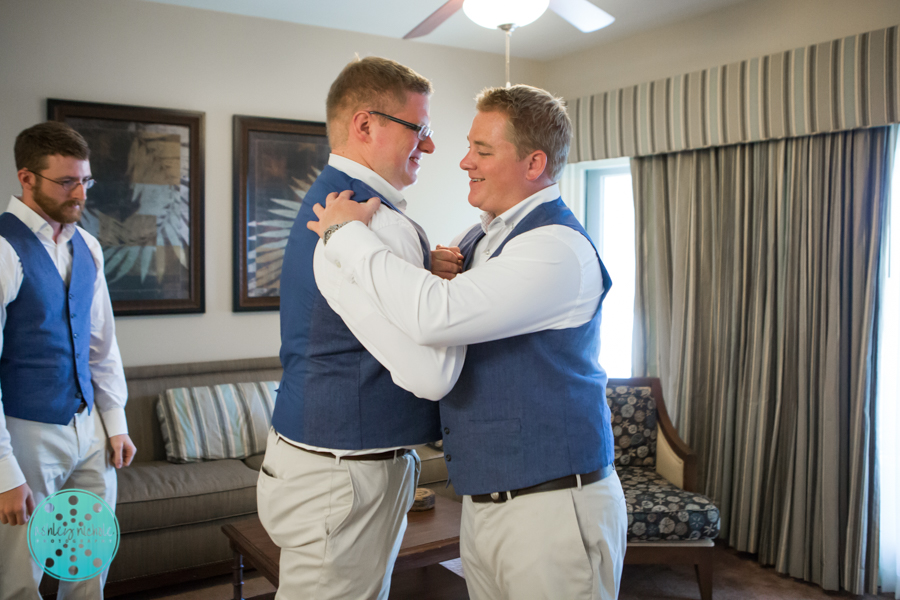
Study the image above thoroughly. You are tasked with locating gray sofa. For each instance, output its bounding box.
[40,356,454,598]
[106,357,280,595]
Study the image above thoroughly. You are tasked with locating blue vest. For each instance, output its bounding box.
[272,165,441,448]
[441,198,615,495]
[0,213,96,425]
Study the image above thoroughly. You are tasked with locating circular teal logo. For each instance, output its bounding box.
[27,489,119,582]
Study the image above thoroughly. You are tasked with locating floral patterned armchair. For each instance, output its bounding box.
[607,377,720,600]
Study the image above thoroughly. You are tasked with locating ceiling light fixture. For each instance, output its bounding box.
[404,0,615,88]
[461,0,549,30]
[462,0,550,87]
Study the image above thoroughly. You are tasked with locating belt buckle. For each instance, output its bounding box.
[489,491,511,503]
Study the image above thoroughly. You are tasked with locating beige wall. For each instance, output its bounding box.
[2,0,898,368]
[543,0,900,101]
[0,0,544,366]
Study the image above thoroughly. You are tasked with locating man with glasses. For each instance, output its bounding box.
[309,84,627,600]
[0,121,134,599]
[257,56,463,600]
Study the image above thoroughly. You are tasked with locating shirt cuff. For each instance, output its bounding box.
[323,221,388,277]
[97,406,128,438]
[0,454,27,495]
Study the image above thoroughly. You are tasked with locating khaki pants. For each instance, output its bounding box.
[256,430,419,600]
[461,471,627,600]
[0,409,117,600]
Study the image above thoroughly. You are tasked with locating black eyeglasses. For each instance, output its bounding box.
[368,111,434,141]
[29,171,95,192]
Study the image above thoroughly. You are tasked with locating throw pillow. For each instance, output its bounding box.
[156,381,277,463]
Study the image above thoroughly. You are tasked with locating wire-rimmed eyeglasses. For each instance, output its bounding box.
[368,111,434,141]
[29,171,95,192]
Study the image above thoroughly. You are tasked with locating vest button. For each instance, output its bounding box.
[69,293,74,300]
[70,313,76,319]
[73,333,78,338]
[75,392,82,399]
[443,427,450,434]
[445,454,451,461]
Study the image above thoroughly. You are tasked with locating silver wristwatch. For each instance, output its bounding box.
[323,221,352,245]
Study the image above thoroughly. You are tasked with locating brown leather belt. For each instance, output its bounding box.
[278,435,410,461]
[471,463,616,503]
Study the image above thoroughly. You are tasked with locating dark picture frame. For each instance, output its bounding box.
[233,115,329,311]
[48,99,205,316]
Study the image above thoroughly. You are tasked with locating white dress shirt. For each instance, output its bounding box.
[293,156,465,457]
[321,184,605,356]
[0,196,128,494]
[314,155,466,401]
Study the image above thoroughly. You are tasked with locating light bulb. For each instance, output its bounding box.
[462,0,550,29]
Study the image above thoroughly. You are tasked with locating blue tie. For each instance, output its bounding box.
[456,225,486,272]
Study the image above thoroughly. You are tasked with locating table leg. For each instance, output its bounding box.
[232,548,244,600]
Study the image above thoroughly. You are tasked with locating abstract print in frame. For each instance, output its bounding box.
[48,99,205,315]
[233,115,329,311]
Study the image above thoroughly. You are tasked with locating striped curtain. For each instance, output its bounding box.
[630,125,897,594]
[570,25,899,161]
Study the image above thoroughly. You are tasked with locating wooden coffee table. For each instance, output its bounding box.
[222,494,467,599]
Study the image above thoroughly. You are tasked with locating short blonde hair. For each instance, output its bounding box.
[326,56,433,148]
[475,85,572,181]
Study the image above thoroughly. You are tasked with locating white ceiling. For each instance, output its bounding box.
[139,0,752,60]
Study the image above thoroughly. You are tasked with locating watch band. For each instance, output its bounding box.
[323,221,352,245]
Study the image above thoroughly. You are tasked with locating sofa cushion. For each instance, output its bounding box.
[243,452,265,471]
[606,385,658,467]
[115,460,259,533]
[416,443,448,486]
[619,467,720,541]
[156,381,277,462]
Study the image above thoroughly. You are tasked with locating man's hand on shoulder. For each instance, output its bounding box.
[431,245,464,280]
[0,483,35,525]
[307,190,381,238]
[109,434,136,469]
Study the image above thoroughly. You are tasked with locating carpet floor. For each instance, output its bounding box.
[127,544,894,599]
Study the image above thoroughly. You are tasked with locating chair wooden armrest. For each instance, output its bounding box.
[607,377,698,492]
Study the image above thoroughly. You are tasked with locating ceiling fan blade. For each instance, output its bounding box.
[403,0,465,39]
[548,0,614,32]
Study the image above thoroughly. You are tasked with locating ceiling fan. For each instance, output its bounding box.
[404,0,615,85]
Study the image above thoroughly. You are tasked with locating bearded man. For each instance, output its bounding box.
[0,121,134,600]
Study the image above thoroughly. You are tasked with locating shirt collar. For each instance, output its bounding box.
[479,183,561,233]
[328,154,407,212]
[6,196,76,244]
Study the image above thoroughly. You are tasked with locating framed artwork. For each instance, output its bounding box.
[48,99,205,316]
[233,115,330,311]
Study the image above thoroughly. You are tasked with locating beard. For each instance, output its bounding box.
[32,180,84,225]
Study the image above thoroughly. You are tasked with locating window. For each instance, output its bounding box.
[563,158,635,378]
